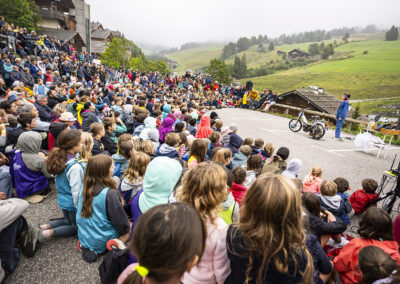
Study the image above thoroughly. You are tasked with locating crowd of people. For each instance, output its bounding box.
[1,17,400,284]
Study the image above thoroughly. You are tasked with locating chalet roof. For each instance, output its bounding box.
[279,89,341,115]
[91,29,113,40]
[91,40,107,54]
[111,30,121,38]
[90,21,103,31]
[288,49,311,55]
[43,28,85,46]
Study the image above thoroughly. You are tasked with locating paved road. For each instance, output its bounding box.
[6,108,400,284]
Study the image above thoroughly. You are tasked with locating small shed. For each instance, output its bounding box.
[277,50,286,56]
[278,88,341,115]
[288,49,311,59]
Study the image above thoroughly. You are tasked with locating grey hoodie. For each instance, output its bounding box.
[17,131,51,178]
[282,158,302,179]
[319,194,341,210]
[0,198,29,232]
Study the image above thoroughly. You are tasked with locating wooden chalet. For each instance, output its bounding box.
[277,88,341,116]
[288,49,311,59]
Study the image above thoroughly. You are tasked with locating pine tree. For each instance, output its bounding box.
[385,26,399,41]
[268,42,275,51]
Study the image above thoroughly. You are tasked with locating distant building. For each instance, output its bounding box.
[34,0,90,52]
[277,50,286,56]
[90,21,122,55]
[288,49,311,59]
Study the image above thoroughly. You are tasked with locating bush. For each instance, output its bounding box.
[362,50,368,54]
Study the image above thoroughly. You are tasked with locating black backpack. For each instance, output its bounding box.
[98,247,130,284]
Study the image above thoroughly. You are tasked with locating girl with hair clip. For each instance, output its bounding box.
[334,207,400,284]
[225,174,314,284]
[187,139,208,169]
[120,152,150,214]
[77,132,93,169]
[39,129,84,239]
[76,154,130,263]
[118,203,207,284]
[177,162,231,283]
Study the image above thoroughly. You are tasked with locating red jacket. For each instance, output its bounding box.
[349,189,378,213]
[334,238,400,284]
[230,182,247,206]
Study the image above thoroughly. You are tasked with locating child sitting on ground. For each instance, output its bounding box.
[231,145,252,169]
[349,178,379,214]
[76,154,130,262]
[259,142,274,161]
[89,122,105,156]
[112,141,134,177]
[357,246,397,284]
[177,132,189,158]
[77,132,93,169]
[251,138,264,155]
[117,203,206,284]
[120,152,150,214]
[303,166,323,193]
[10,131,52,199]
[230,166,247,206]
[318,180,351,225]
[177,162,231,283]
[101,117,117,155]
[334,177,353,214]
[244,154,262,188]
[155,132,180,158]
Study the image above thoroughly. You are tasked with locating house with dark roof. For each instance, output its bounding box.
[35,0,90,52]
[90,21,122,55]
[277,88,342,115]
[288,49,311,59]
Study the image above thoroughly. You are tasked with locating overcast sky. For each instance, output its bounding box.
[86,0,399,48]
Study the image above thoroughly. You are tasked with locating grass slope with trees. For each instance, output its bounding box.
[238,38,400,101]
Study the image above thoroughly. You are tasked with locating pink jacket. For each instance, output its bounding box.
[302,174,322,193]
[182,218,231,283]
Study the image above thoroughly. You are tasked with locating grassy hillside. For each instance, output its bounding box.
[239,39,400,100]
[165,44,224,74]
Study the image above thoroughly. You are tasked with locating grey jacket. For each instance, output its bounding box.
[0,198,29,232]
[17,131,51,178]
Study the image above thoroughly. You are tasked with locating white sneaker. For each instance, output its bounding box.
[327,236,348,248]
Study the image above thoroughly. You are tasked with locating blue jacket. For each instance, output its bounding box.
[76,187,119,254]
[336,100,349,120]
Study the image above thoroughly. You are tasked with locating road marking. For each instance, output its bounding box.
[260,128,291,135]
[329,147,400,152]
[312,145,346,157]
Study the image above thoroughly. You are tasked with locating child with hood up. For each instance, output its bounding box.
[282,158,303,179]
[158,117,174,144]
[162,104,171,121]
[195,116,213,139]
[10,131,52,199]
